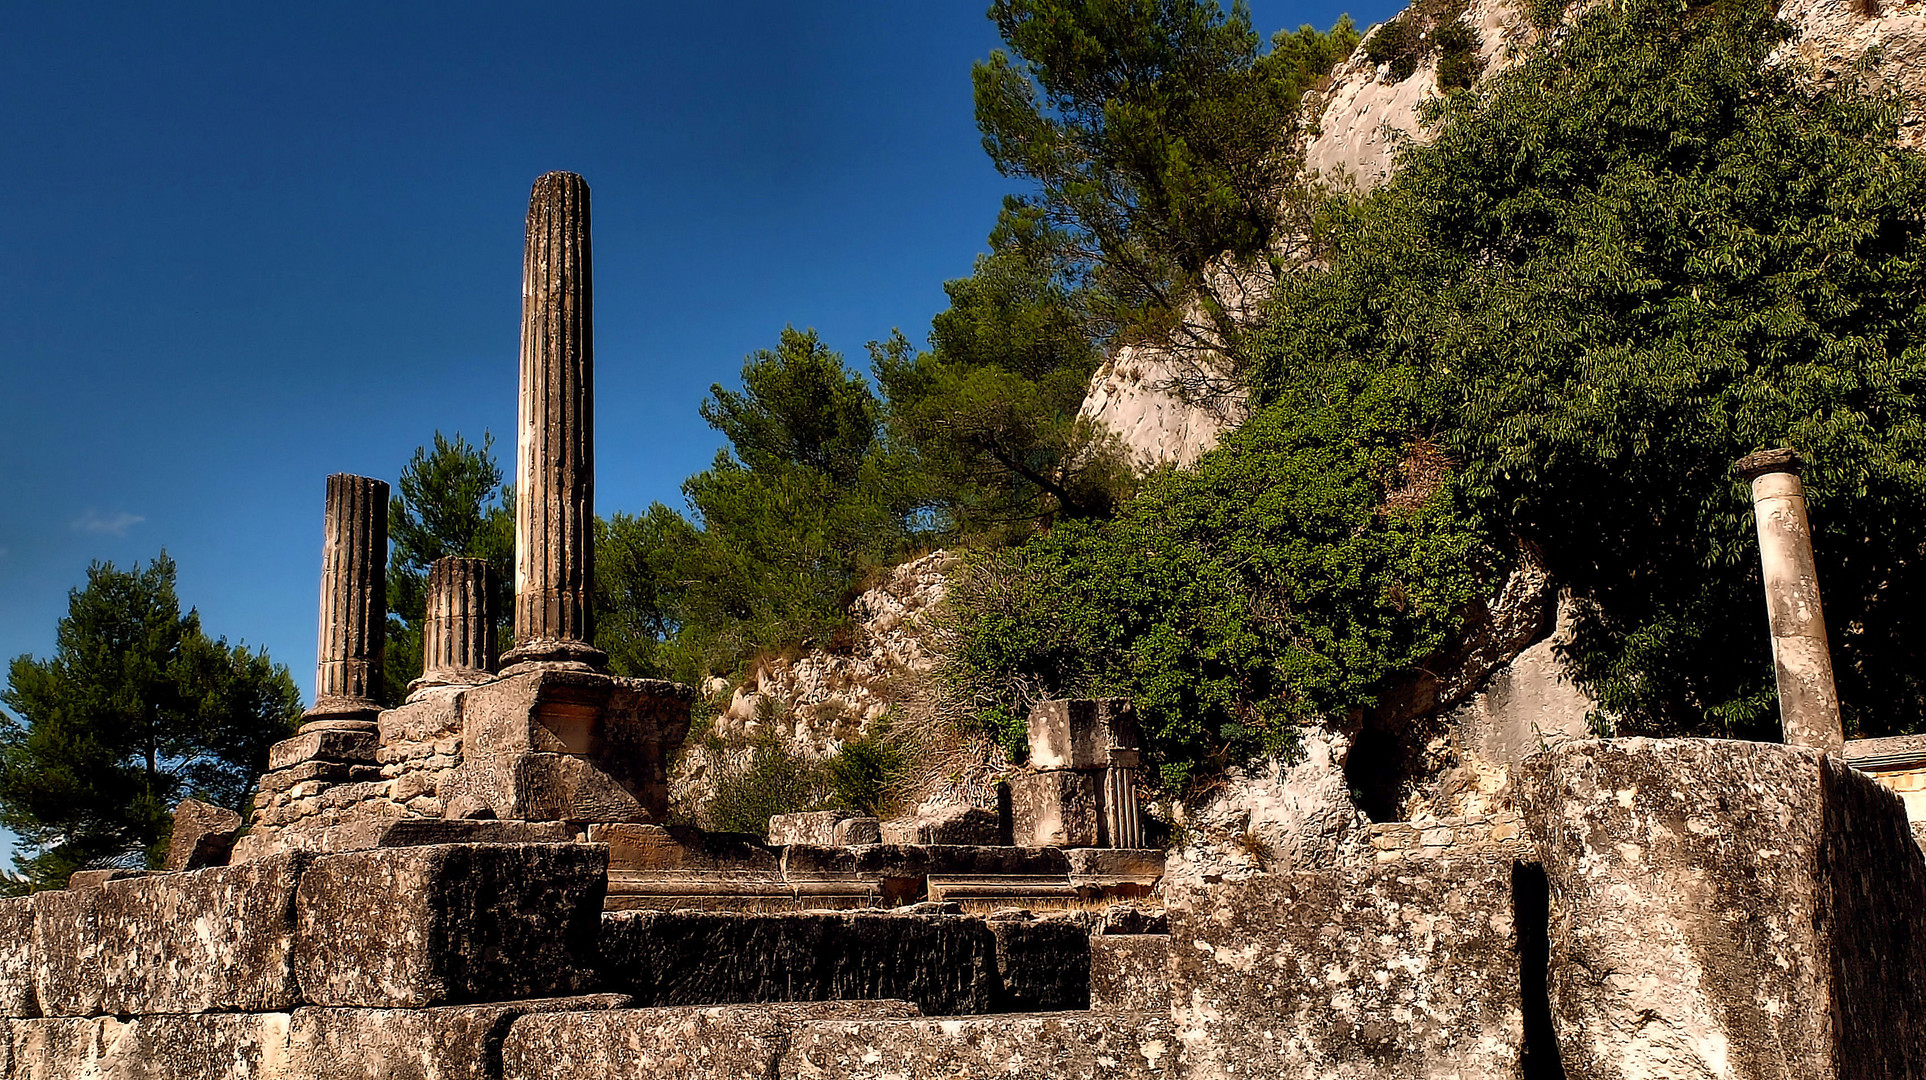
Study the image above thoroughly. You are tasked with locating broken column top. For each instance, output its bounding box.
[1735,447,1803,481]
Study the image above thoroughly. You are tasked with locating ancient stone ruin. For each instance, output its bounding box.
[0,171,1922,1079]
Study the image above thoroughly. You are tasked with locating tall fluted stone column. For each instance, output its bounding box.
[302,473,388,733]
[411,556,495,696]
[502,170,606,673]
[1736,448,1844,753]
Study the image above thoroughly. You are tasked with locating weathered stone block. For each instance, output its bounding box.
[987,914,1089,1010]
[0,896,37,1018]
[1168,851,1527,1080]
[285,996,628,1080]
[34,852,307,1017]
[10,1011,293,1079]
[380,686,466,744]
[450,670,691,823]
[592,823,777,872]
[270,728,379,771]
[1011,769,1102,847]
[1028,698,1140,770]
[834,816,881,845]
[1090,933,1168,1013]
[879,805,1001,845]
[768,810,850,846]
[164,797,243,870]
[779,1012,1177,1079]
[1519,738,1926,1080]
[376,818,575,847]
[293,843,605,1007]
[1065,847,1164,885]
[599,910,1004,1015]
[500,1002,920,1080]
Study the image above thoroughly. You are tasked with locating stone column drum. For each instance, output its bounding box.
[412,556,495,695]
[1736,448,1844,753]
[502,170,606,673]
[301,473,388,733]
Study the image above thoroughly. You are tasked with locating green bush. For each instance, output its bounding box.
[947,371,1492,790]
[1258,0,1926,738]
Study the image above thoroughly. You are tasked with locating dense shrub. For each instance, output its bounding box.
[947,371,1491,789]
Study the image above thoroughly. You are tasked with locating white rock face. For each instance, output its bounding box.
[1075,343,1249,470]
[1782,0,1926,146]
[669,551,957,817]
[1162,729,1372,888]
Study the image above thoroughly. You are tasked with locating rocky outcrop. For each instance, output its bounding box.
[1783,0,1926,147]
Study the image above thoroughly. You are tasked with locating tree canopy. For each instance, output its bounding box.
[0,554,301,887]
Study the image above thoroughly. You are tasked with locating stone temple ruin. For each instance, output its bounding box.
[0,172,1923,1079]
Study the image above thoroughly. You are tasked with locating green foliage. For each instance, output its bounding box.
[1256,0,1926,737]
[1363,0,1482,89]
[702,733,826,837]
[595,505,702,680]
[384,432,514,701]
[876,202,1131,539]
[974,0,1358,373]
[824,727,911,819]
[948,377,1491,789]
[0,554,301,887]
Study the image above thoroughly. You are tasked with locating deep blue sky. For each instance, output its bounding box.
[0,3,1391,757]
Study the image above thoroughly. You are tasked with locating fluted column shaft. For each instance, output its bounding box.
[1736,448,1844,753]
[504,170,605,671]
[304,473,388,731]
[413,557,495,694]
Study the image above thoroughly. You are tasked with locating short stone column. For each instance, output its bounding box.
[1736,448,1843,753]
[411,556,495,696]
[1012,699,1145,848]
[502,171,606,673]
[302,473,388,733]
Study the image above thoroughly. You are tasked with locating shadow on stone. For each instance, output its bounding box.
[1511,861,1566,1080]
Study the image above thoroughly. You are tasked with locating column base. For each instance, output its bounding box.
[407,669,495,701]
[299,694,381,735]
[498,638,608,677]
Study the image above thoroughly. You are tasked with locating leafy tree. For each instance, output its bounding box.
[974,0,1358,386]
[384,432,514,701]
[1254,0,1926,737]
[595,505,701,680]
[0,554,301,887]
[877,202,1133,540]
[948,376,1489,789]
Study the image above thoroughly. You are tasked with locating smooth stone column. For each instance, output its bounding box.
[1736,448,1844,753]
[302,473,388,733]
[410,556,495,697]
[501,170,606,673]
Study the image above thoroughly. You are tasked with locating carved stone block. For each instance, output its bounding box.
[500,1002,922,1080]
[164,797,243,871]
[269,728,378,771]
[0,896,37,1018]
[292,843,605,1007]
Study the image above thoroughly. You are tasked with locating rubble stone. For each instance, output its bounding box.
[1168,851,1527,1079]
[163,796,243,870]
[1519,737,1926,1080]
[34,853,307,1017]
[293,843,605,1007]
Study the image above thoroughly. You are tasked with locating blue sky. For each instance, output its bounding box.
[0,2,1394,853]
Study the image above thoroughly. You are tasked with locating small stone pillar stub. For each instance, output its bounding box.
[1736,448,1844,753]
[303,473,389,732]
[411,556,496,697]
[1016,698,1146,848]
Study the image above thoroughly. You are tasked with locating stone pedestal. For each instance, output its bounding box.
[301,473,388,734]
[410,556,495,697]
[502,171,606,673]
[1012,698,1145,848]
[1736,448,1844,753]
[445,668,692,823]
[1520,738,1926,1080]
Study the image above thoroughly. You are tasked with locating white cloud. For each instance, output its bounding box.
[71,510,145,536]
